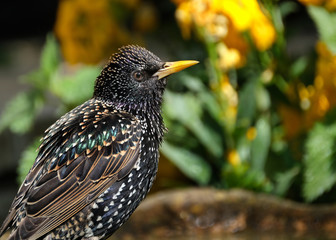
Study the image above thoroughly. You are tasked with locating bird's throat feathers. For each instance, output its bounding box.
[99,97,166,144]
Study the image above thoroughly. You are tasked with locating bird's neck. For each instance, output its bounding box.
[96,97,165,144]
[124,101,165,144]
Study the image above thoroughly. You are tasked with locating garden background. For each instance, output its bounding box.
[0,0,336,227]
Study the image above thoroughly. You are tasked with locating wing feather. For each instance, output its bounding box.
[0,100,142,240]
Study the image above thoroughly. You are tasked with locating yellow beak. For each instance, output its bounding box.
[153,60,199,80]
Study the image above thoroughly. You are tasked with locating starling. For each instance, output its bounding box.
[0,45,198,240]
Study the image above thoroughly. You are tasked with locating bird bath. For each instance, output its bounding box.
[109,188,336,240]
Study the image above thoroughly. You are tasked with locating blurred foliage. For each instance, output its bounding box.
[4,0,336,203]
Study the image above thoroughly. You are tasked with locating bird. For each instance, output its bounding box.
[0,45,198,240]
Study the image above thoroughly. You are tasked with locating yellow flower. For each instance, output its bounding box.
[173,0,276,69]
[281,41,336,138]
[221,20,249,68]
[219,75,238,108]
[55,0,131,64]
[246,127,257,141]
[250,12,276,51]
[217,42,245,70]
[326,0,336,10]
[228,149,241,166]
[175,1,193,38]
[278,104,304,139]
[213,0,252,32]
[203,12,229,39]
[212,0,276,51]
[299,0,336,11]
[215,74,238,130]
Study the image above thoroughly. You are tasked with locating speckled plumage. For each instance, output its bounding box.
[0,45,198,240]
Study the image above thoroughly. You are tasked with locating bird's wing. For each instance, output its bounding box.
[1,102,142,240]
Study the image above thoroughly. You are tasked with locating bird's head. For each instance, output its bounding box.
[93,45,198,111]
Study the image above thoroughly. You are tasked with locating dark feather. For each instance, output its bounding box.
[0,99,141,239]
[0,45,197,240]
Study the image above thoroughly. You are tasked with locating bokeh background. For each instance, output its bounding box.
[0,0,335,226]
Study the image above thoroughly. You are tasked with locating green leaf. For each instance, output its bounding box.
[23,34,60,89]
[222,163,272,192]
[290,56,309,78]
[308,6,336,54]
[279,1,299,18]
[273,166,300,197]
[17,138,40,183]
[0,91,44,134]
[161,142,211,185]
[163,91,223,157]
[163,91,202,122]
[303,122,336,202]
[251,117,271,171]
[23,71,49,89]
[40,34,60,76]
[237,79,257,125]
[50,66,100,106]
[256,84,271,112]
[179,72,222,123]
[199,91,222,121]
[179,72,206,92]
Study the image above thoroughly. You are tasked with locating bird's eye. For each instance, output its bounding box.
[132,71,145,82]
